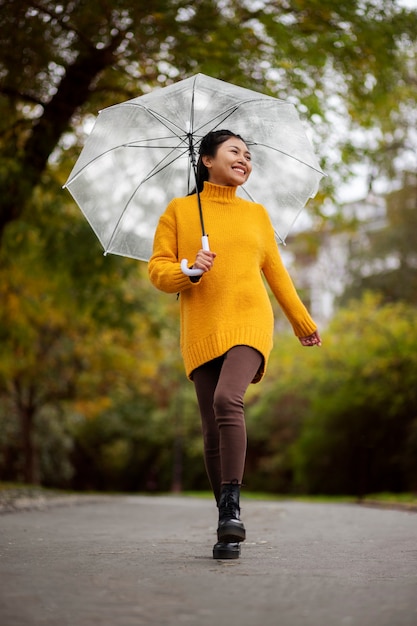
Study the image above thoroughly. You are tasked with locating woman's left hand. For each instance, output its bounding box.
[299,330,322,347]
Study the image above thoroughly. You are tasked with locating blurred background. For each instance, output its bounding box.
[1,0,416,498]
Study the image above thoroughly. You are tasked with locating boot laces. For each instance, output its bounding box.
[220,492,240,520]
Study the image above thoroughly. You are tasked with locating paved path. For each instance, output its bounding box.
[0,495,416,625]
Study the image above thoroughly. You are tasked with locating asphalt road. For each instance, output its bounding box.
[0,495,416,626]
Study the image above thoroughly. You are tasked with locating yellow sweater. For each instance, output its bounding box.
[148,182,317,382]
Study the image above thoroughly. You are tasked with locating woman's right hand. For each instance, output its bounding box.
[299,330,322,347]
[193,249,216,273]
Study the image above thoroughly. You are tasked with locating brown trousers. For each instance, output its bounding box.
[192,345,263,503]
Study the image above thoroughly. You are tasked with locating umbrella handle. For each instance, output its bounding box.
[180,236,210,276]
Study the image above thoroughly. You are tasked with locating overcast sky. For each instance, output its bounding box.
[397,0,417,7]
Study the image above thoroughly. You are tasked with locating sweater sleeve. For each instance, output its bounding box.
[148,204,201,294]
[261,212,317,338]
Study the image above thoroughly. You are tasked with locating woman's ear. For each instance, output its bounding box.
[202,155,212,169]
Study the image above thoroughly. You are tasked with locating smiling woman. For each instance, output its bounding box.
[201,137,253,187]
[148,128,321,561]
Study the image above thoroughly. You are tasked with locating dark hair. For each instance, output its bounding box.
[193,129,247,193]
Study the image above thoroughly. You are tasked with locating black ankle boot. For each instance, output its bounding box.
[217,482,246,543]
[213,541,241,560]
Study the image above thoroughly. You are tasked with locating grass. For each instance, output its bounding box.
[182,489,417,509]
[1,483,416,511]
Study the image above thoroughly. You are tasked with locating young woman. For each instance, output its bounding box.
[148,130,321,560]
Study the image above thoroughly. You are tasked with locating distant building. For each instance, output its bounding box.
[282,193,388,327]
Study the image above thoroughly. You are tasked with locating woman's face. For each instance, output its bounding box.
[202,137,252,187]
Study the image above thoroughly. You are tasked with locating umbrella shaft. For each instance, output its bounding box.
[187,132,206,238]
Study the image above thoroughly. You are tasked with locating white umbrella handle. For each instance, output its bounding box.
[180,235,210,276]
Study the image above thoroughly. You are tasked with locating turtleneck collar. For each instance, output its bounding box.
[200,181,238,202]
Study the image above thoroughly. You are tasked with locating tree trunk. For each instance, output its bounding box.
[171,434,183,494]
[19,403,39,485]
[0,34,124,244]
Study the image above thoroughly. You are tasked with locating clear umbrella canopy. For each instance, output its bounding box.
[64,73,325,261]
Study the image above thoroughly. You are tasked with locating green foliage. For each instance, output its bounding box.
[247,293,417,496]
[3,197,417,495]
[70,381,205,493]
[1,0,417,494]
[1,0,417,239]
[0,172,169,484]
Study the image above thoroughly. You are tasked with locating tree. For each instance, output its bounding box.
[0,166,164,484]
[0,254,166,485]
[1,0,417,243]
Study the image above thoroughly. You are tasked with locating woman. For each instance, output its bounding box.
[148,130,321,560]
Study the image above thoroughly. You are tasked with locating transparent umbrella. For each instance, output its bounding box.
[64,73,325,274]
